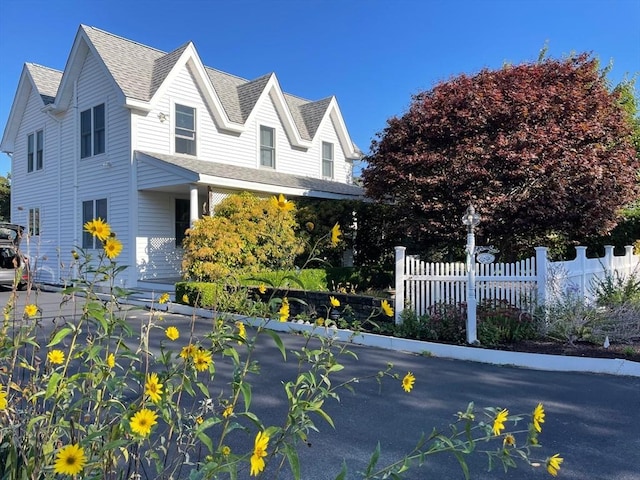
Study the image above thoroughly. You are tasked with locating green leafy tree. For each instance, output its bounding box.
[362,54,640,260]
[182,192,303,282]
[0,175,10,222]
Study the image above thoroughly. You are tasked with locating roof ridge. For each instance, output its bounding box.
[82,24,168,55]
[205,65,250,83]
[26,62,63,73]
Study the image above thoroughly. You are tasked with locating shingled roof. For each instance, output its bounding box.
[137,150,364,198]
[31,25,345,147]
[26,64,63,105]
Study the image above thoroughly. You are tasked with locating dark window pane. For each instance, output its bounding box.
[36,130,44,170]
[93,104,105,155]
[82,200,93,248]
[96,198,108,221]
[27,134,34,172]
[80,109,92,158]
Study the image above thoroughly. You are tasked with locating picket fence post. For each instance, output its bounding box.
[394,246,406,325]
[534,247,548,308]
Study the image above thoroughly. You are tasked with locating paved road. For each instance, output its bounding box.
[3,288,640,480]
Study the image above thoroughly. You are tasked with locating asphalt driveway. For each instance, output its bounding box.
[3,288,639,480]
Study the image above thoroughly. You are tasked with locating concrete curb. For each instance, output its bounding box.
[138,296,640,378]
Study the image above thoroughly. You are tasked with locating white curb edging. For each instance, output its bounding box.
[126,294,640,378]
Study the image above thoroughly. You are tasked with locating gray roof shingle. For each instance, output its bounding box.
[26,63,63,104]
[78,25,332,138]
[137,150,363,198]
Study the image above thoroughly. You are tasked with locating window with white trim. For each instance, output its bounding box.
[322,141,334,179]
[82,198,107,248]
[28,208,40,236]
[260,126,275,168]
[80,104,105,158]
[175,104,196,155]
[27,130,44,172]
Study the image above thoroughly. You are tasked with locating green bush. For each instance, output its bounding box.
[393,304,466,344]
[181,192,303,282]
[176,281,260,314]
[325,266,393,293]
[242,269,328,292]
[591,269,640,307]
[477,300,537,346]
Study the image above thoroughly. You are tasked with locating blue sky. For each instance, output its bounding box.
[1,0,638,177]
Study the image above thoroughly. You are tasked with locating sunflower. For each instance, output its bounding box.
[165,326,179,341]
[329,296,340,308]
[258,283,267,294]
[546,454,564,477]
[144,373,163,403]
[0,385,7,410]
[104,237,123,259]
[222,405,233,418]
[532,403,545,433]
[47,349,65,365]
[193,349,213,372]
[330,223,342,247]
[180,344,197,360]
[380,300,394,317]
[53,444,86,475]
[235,321,246,344]
[84,218,111,241]
[130,408,158,436]
[158,293,170,304]
[402,372,415,393]
[492,408,509,436]
[250,431,270,476]
[278,298,290,322]
[24,304,38,318]
[271,193,294,212]
[106,353,115,369]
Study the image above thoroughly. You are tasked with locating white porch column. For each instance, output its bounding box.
[189,184,199,226]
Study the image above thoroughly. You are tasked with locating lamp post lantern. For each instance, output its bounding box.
[461,205,480,344]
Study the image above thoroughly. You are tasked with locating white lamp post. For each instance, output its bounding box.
[461,205,480,344]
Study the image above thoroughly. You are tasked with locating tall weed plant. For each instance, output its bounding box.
[0,200,563,478]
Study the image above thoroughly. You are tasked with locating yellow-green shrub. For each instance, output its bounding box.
[182,192,304,282]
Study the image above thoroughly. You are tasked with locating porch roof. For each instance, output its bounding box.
[135,150,365,200]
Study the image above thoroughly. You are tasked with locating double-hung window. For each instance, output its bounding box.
[322,142,334,179]
[175,104,196,155]
[28,208,40,236]
[80,104,105,158]
[27,130,44,172]
[82,198,107,249]
[260,126,275,168]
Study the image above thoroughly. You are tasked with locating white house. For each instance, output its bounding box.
[0,25,364,289]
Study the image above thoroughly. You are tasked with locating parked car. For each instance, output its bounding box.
[0,223,30,290]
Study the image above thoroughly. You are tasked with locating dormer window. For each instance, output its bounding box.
[175,104,196,155]
[260,126,275,168]
[322,141,334,179]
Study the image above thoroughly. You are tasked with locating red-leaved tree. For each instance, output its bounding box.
[362,54,639,259]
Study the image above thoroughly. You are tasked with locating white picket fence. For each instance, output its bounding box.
[394,245,640,323]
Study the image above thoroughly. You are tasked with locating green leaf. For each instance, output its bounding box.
[284,444,301,480]
[47,327,73,347]
[334,461,348,480]
[196,430,214,453]
[365,442,381,476]
[239,381,252,411]
[45,372,62,399]
[264,329,286,361]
